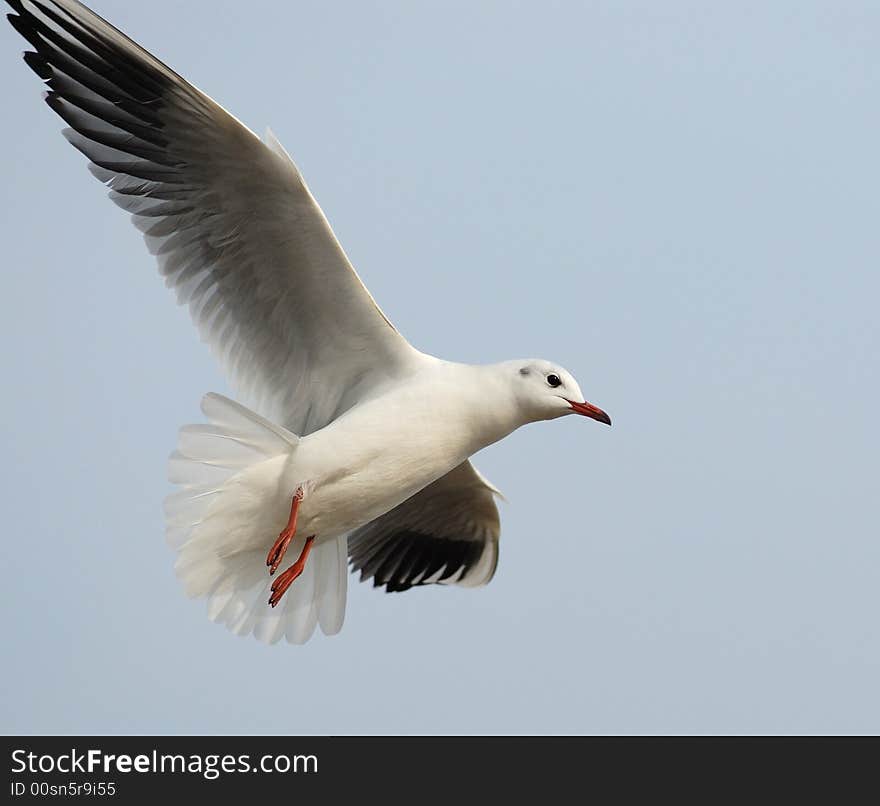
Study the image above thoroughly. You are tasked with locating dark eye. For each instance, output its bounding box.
[547,374,562,388]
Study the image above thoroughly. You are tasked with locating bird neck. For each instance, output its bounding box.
[456,362,528,452]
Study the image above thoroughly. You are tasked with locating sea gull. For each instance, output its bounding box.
[5,0,611,644]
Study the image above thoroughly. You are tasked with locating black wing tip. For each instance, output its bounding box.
[366,574,414,594]
[358,574,415,593]
[351,529,484,594]
[384,580,416,594]
[43,89,63,111]
[6,8,31,38]
[22,48,52,78]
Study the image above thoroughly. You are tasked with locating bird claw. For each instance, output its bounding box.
[266,530,293,575]
[268,562,304,608]
[267,535,315,608]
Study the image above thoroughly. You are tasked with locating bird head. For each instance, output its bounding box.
[512,359,611,425]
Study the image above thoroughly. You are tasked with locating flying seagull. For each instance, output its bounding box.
[5,0,611,644]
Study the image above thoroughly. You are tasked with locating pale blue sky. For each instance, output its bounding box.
[1,0,878,734]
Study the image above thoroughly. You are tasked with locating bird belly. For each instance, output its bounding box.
[281,431,466,542]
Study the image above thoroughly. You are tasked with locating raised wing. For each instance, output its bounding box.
[7,0,419,433]
[348,461,502,592]
[8,1,507,593]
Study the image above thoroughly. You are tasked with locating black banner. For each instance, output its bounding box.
[2,736,876,800]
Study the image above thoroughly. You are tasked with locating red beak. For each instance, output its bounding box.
[566,399,612,426]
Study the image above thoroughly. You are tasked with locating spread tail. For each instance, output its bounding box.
[166,393,347,644]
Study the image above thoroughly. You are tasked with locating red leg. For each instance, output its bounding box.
[266,486,304,575]
[268,536,316,608]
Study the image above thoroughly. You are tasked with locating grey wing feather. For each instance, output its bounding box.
[7,0,417,434]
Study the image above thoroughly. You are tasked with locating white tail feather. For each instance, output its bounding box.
[167,393,347,644]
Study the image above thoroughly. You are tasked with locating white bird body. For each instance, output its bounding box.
[6,0,611,644]
[282,360,525,539]
[182,359,529,562]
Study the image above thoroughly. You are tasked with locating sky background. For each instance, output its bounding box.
[1,0,878,734]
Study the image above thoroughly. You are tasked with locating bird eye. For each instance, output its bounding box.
[547,374,562,388]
